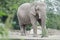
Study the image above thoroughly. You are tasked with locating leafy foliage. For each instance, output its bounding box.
[46,0,60,30]
[46,12,60,30]
[0,23,8,36]
[0,0,31,36]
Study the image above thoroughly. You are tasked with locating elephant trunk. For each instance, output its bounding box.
[39,13,41,19]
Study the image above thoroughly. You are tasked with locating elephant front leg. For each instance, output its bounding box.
[32,23,37,37]
[30,15,37,37]
[41,15,48,37]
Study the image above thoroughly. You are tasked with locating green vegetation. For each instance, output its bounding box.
[0,0,31,39]
[46,12,60,30]
[46,0,60,30]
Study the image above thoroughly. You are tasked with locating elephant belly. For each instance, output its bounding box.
[19,15,31,25]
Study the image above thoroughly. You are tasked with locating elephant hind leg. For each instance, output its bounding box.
[20,25,26,36]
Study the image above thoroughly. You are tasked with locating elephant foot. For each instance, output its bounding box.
[33,34,37,37]
[21,33,26,36]
[41,35,48,38]
[41,28,48,37]
[41,32,48,38]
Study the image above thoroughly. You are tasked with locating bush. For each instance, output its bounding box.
[46,12,60,30]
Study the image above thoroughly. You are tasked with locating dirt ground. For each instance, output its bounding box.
[7,26,60,40]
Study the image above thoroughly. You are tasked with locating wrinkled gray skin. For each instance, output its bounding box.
[17,1,47,37]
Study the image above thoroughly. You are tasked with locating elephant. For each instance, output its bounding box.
[17,1,47,37]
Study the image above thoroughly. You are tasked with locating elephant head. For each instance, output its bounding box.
[30,1,46,19]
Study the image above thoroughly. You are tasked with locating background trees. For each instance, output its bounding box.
[46,0,60,30]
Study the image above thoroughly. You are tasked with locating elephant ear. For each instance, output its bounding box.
[30,4,36,16]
